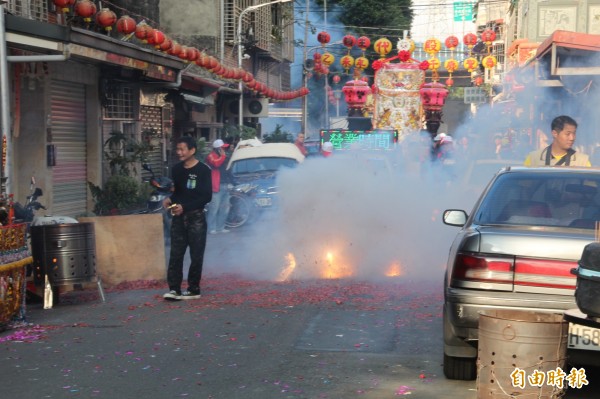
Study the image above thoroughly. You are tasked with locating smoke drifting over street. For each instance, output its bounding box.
[210,135,497,283]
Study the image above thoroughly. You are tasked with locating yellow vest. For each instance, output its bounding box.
[524,147,591,167]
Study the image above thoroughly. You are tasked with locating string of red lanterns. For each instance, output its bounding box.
[50,0,306,102]
[309,30,500,89]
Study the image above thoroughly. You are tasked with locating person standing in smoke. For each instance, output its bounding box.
[294,133,308,156]
[321,141,334,157]
[206,138,232,234]
[524,115,591,167]
[163,136,212,301]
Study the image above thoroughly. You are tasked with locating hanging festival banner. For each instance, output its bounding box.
[372,63,425,141]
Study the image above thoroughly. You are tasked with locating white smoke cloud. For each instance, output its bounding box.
[211,143,491,283]
[210,52,600,282]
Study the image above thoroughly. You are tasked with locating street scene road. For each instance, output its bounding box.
[2,157,600,398]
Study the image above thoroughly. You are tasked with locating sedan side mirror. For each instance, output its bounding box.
[443,209,468,227]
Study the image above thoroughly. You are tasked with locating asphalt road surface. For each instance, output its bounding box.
[1,225,599,398]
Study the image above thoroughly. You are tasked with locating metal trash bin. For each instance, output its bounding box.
[477,309,568,399]
[31,222,97,286]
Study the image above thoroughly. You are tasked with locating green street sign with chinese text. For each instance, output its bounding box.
[453,2,473,22]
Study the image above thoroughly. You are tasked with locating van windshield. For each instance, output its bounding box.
[230,157,298,175]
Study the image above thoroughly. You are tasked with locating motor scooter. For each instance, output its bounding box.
[142,163,173,244]
[12,177,78,226]
[10,177,79,306]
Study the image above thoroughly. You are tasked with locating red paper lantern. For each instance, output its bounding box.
[159,37,172,52]
[313,52,321,61]
[168,42,182,56]
[186,47,200,62]
[178,46,190,61]
[317,31,331,45]
[195,52,207,67]
[74,0,97,23]
[445,35,459,50]
[342,35,356,49]
[214,65,224,75]
[332,75,341,84]
[135,24,153,42]
[446,78,454,87]
[116,15,137,35]
[481,29,496,45]
[463,33,477,48]
[356,36,370,52]
[149,30,166,48]
[53,0,75,13]
[96,8,117,32]
[474,76,483,86]
[243,71,254,82]
[206,56,218,70]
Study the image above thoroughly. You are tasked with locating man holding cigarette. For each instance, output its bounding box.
[162,136,212,301]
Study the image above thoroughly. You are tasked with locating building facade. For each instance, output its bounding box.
[1,0,295,217]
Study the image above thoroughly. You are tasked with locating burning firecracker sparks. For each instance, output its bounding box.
[278,253,297,282]
[320,250,353,279]
[385,262,404,277]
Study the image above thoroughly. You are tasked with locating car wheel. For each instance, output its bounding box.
[443,353,476,380]
[226,192,252,228]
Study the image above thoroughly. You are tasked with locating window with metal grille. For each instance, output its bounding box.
[104,86,135,119]
[224,0,236,43]
[6,0,48,21]
[493,42,505,69]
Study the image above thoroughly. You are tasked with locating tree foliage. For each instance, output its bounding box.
[263,124,294,143]
[318,0,413,40]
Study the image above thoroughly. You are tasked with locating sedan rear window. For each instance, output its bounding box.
[472,171,600,228]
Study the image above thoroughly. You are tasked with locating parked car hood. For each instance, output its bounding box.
[464,225,594,260]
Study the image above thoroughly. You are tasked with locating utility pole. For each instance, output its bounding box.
[301,0,309,137]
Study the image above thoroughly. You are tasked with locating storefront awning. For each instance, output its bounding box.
[5,14,186,82]
[535,30,600,87]
[182,93,214,106]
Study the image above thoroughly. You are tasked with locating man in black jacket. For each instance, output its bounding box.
[162,136,212,301]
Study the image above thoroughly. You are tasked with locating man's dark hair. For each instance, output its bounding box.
[551,115,578,132]
[176,136,197,151]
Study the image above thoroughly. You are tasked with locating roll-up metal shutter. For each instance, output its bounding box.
[50,80,87,217]
[140,105,165,179]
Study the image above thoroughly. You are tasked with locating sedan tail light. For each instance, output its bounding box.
[451,252,514,290]
[514,258,576,293]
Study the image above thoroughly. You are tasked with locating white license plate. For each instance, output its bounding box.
[568,323,600,351]
[255,197,272,207]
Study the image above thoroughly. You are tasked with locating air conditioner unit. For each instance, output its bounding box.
[225,98,269,119]
[244,98,269,118]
